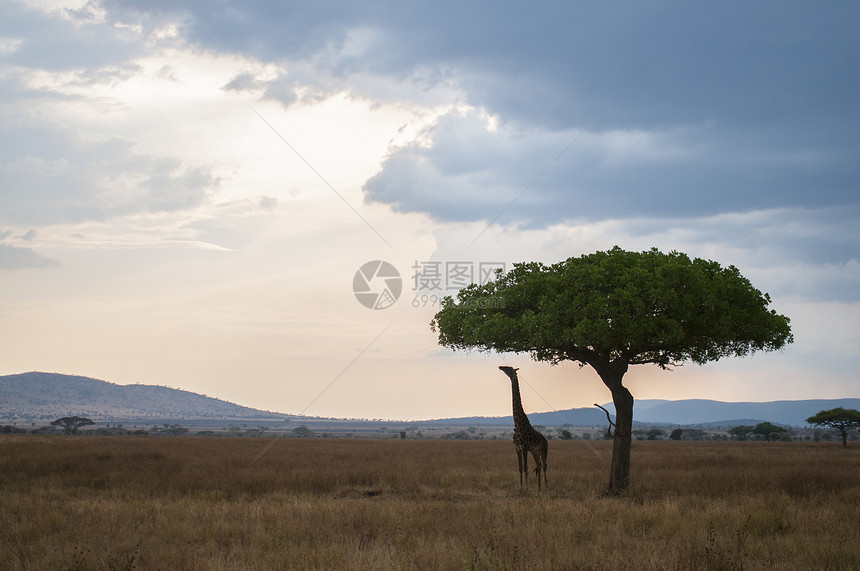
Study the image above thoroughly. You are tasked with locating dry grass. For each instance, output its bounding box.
[1,436,857,570]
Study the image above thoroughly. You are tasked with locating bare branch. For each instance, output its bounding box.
[594,404,616,438]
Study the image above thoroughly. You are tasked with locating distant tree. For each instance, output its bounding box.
[806,408,860,448]
[646,428,666,441]
[728,425,755,441]
[669,428,684,441]
[50,416,94,435]
[292,426,315,438]
[752,422,787,441]
[559,429,573,440]
[92,425,128,436]
[1,425,28,434]
[33,425,60,434]
[681,429,707,441]
[150,423,189,436]
[431,247,793,494]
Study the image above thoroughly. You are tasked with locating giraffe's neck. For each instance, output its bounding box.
[510,377,533,432]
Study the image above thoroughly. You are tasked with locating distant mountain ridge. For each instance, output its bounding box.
[427,397,860,428]
[424,407,610,427]
[0,372,286,422]
[1,372,857,427]
[599,398,860,427]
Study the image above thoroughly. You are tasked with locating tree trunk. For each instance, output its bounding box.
[608,385,634,495]
[591,358,633,495]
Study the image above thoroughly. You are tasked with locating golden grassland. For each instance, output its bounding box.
[1,436,857,570]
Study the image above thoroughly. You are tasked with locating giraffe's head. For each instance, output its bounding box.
[498,365,519,379]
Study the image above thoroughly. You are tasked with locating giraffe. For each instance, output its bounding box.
[498,366,548,491]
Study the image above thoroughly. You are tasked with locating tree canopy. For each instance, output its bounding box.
[806,407,860,448]
[50,416,95,435]
[752,422,789,441]
[728,425,755,441]
[432,246,793,493]
[432,247,792,370]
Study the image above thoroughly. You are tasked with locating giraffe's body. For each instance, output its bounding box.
[499,366,548,491]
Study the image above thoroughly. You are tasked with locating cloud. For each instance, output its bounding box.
[1,1,146,73]
[98,1,860,126]
[77,2,857,237]
[0,118,220,225]
[0,240,59,270]
[222,71,264,93]
[363,107,858,226]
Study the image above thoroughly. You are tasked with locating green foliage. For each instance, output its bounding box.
[752,422,788,441]
[728,425,755,441]
[50,416,95,435]
[676,429,707,441]
[442,430,474,440]
[431,246,793,369]
[292,426,316,438]
[646,428,666,440]
[806,407,860,428]
[806,408,860,447]
[150,423,189,436]
[670,429,684,441]
[0,425,28,435]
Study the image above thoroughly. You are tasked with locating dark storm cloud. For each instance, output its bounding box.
[98,0,860,228]
[362,108,857,226]
[100,1,859,127]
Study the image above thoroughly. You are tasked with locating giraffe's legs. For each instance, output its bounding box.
[522,449,529,490]
[530,450,541,491]
[543,454,548,490]
[542,455,548,490]
[537,442,548,490]
[516,447,525,489]
[530,448,548,491]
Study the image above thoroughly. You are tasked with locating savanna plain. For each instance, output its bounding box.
[1,436,857,570]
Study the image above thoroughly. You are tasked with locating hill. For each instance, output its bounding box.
[2,371,857,428]
[423,407,610,427]
[0,372,287,422]
[429,397,860,429]
[599,398,860,427]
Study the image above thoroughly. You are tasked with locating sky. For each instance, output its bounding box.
[1,0,858,421]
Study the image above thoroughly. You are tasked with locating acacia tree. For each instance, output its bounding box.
[431,247,793,494]
[50,416,95,435]
[753,422,788,441]
[806,408,860,448]
[728,425,755,441]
